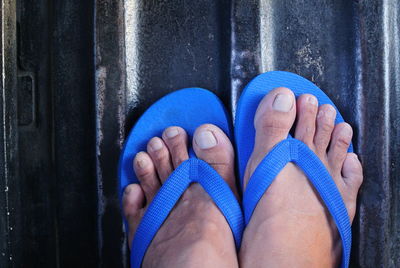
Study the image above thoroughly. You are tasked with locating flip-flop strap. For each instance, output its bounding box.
[243,138,351,268]
[131,158,244,268]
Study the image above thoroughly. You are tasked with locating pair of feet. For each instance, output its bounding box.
[122,87,363,267]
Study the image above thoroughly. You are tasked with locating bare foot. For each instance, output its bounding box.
[239,87,363,267]
[123,124,239,267]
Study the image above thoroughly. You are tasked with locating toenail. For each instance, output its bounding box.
[318,106,336,119]
[272,93,293,112]
[137,158,148,168]
[350,153,359,160]
[165,127,179,138]
[149,138,163,151]
[136,153,149,168]
[124,186,131,195]
[195,130,217,149]
[318,107,335,119]
[325,107,336,119]
[342,126,353,138]
[307,95,317,105]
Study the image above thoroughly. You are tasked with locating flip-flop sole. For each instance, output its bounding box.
[119,87,232,194]
[118,88,243,268]
[235,71,353,268]
[235,71,353,186]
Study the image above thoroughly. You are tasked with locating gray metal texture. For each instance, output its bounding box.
[1,0,399,267]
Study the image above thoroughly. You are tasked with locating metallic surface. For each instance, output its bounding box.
[1,0,399,267]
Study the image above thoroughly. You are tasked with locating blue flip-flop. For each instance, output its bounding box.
[235,71,353,268]
[119,88,244,268]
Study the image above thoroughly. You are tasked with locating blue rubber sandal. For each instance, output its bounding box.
[235,71,353,268]
[119,88,244,268]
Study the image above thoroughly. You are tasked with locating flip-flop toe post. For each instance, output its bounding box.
[119,88,244,268]
[235,71,353,268]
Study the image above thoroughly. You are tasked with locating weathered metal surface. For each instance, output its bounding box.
[1,0,399,267]
[1,0,18,266]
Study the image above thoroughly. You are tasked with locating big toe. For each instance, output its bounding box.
[253,87,296,154]
[193,124,237,195]
[244,87,296,186]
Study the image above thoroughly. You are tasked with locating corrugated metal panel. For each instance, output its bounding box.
[1,0,399,267]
